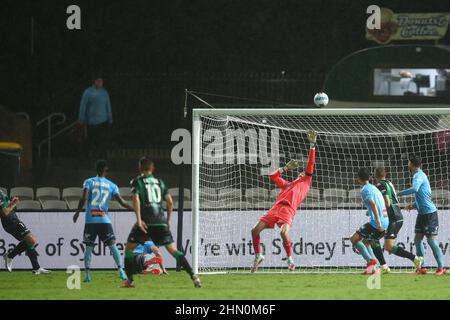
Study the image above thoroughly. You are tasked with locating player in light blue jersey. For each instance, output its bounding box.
[350,168,389,274]
[73,160,134,282]
[397,155,446,275]
[133,241,167,274]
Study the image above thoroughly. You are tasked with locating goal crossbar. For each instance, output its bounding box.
[193,107,450,117]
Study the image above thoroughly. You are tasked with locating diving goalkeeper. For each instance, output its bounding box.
[250,130,317,272]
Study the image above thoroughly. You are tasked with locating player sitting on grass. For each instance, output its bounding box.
[397,155,446,275]
[251,130,317,272]
[1,189,50,274]
[350,168,389,275]
[371,167,423,273]
[122,157,201,288]
[133,240,167,274]
[73,160,134,282]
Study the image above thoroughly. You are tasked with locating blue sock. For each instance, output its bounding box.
[427,239,444,269]
[84,245,94,270]
[366,246,376,260]
[109,244,123,269]
[355,241,372,262]
[415,239,425,266]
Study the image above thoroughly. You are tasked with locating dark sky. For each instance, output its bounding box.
[3,0,449,74]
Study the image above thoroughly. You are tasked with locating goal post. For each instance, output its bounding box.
[191,115,201,275]
[191,107,450,274]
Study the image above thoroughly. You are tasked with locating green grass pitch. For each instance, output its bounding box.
[1,270,450,300]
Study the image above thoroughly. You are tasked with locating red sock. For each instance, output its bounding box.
[252,234,261,254]
[283,240,292,257]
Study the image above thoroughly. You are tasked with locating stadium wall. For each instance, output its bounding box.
[1,210,450,269]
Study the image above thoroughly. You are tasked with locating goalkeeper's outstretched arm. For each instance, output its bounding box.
[269,159,300,187]
[269,131,317,186]
[305,131,317,176]
[270,168,289,188]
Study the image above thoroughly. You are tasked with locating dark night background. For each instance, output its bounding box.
[1,0,449,154]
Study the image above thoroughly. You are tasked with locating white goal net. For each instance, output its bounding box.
[191,106,450,274]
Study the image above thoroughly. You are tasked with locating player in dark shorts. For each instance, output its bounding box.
[350,168,389,275]
[121,157,201,288]
[1,189,50,274]
[372,167,422,273]
[398,155,446,275]
[73,160,136,282]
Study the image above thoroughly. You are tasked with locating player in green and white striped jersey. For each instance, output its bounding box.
[121,157,201,288]
[372,167,423,273]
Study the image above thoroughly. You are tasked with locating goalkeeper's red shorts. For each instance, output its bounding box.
[260,204,295,229]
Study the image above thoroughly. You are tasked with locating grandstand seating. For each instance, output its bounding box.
[10,187,34,200]
[62,187,83,202]
[323,188,348,203]
[67,200,82,210]
[41,200,68,210]
[168,188,191,202]
[347,188,361,203]
[119,187,132,201]
[108,201,125,210]
[432,189,450,206]
[304,188,321,202]
[245,187,269,201]
[254,201,274,210]
[16,200,42,211]
[218,188,242,201]
[399,195,415,206]
[36,187,61,201]
[199,187,218,201]
[184,200,192,210]
[0,186,448,211]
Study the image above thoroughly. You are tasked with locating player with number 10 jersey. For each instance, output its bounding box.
[130,174,169,226]
[122,157,201,288]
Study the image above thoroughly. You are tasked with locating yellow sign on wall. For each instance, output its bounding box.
[366,8,450,44]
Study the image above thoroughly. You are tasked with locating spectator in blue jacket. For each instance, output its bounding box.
[78,77,112,160]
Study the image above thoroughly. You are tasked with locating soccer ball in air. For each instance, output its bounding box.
[314,92,329,107]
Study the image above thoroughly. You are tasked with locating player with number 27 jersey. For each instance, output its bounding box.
[84,176,119,223]
[73,160,134,283]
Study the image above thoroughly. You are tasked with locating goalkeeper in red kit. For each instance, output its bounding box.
[251,131,317,272]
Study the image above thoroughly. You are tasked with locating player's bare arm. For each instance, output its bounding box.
[0,196,19,218]
[73,189,88,223]
[132,194,147,233]
[383,195,391,209]
[113,195,134,211]
[165,194,174,229]
[370,199,384,232]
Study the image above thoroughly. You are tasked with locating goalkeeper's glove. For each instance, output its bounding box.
[307,130,318,148]
[283,159,301,172]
